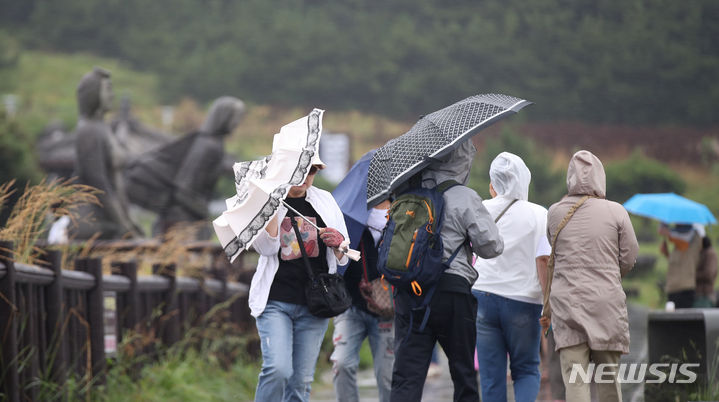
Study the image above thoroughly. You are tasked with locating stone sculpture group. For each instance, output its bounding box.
[38,67,246,240]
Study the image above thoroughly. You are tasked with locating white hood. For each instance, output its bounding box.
[489,152,531,201]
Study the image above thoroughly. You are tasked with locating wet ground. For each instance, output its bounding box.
[310,303,650,401]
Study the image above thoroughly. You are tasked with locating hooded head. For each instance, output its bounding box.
[489,152,531,201]
[421,140,476,186]
[200,96,247,137]
[77,67,112,119]
[566,150,606,198]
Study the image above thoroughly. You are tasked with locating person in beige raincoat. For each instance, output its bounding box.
[544,150,639,402]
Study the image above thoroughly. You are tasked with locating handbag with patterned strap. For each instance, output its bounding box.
[358,241,394,319]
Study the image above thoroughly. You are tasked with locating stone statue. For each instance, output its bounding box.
[36,97,175,181]
[111,96,175,155]
[70,67,143,239]
[125,96,246,237]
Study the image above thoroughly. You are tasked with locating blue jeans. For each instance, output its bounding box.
[330,306,395,402]
[255,300,329,402]
[473,290,542,402]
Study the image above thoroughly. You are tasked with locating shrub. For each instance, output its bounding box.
[604,150,686,204]
[471,127,566,208]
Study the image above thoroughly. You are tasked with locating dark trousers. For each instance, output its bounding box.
[668,289,695,308]
[390,289,479,402]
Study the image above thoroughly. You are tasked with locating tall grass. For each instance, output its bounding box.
[101,296,259,402]
[686,337,719,401]
[0,178,100,265]
[84,221,213,276]
[12,292,259,401]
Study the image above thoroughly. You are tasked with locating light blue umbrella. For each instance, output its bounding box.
[623,193,717,225]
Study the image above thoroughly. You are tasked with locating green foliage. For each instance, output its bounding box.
[689,340,719,401]
[4,0,719,125]
[604,150,686,204]
[100,297,259,401]
[12,50,162,137]
[0,30,21,92]
[0,113,40,186]
[0,112,41,225]
[685,167,719,229]
[622,240,669,309]
[102,350,258,402]
[470,127,566,208]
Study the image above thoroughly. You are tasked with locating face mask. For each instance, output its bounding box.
[367,207,389,245]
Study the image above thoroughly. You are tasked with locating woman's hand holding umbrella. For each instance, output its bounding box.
[319,227,360,261]
[281,199,361,261]
[319,227,344,248]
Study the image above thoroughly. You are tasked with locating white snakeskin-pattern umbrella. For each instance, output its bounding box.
[366,94,532,207]
[213,108,323,262]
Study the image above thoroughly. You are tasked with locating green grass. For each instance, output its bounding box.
[623,240,668,309]
[95,297,263,402]
[11,50,162,138]
[101,350,258,402]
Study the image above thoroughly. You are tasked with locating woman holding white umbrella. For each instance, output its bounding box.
[229,109,349,401]
[252,156,349,401]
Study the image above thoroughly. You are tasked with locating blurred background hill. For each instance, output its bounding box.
[2,3,719,397]
[1,0,717,214]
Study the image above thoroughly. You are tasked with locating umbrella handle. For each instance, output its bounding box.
[338,239,361,261]
[282,200,321,230]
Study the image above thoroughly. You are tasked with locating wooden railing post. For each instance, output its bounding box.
[116,261,139,342]
[80,257,106,385]
[41,249,67,385]
[0,240,19,402]
[72,258,88,377]
[212,267,228,303]
[154,264,180,346]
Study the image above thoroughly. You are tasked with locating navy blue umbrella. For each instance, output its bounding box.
[332,149,377,253]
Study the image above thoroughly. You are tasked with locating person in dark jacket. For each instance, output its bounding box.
[331,201,394,402]
[391,140,504,402]
[695,236,718,307]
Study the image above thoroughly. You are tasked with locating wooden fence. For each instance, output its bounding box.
[0,240,252,401]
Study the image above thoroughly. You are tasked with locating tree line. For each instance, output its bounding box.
[2,0,718,125]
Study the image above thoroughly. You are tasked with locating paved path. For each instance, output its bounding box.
[311,348,455,402]
[310,303,650,401]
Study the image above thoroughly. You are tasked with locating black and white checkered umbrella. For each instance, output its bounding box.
[366,94,532,207]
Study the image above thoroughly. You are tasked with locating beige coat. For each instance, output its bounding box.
[547,151,639,353]
[665,233,702,293]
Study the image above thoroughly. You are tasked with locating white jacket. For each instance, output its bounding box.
[249,186,349,317]
[473,152,550,304]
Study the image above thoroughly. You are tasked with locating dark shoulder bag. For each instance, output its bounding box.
[290,215,352,318]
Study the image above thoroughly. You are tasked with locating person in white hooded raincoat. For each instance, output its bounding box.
[472,152,551,402]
